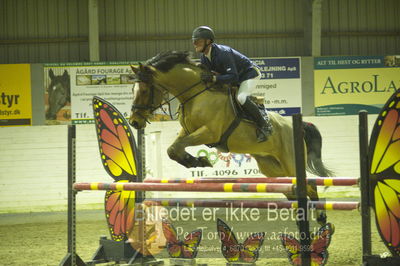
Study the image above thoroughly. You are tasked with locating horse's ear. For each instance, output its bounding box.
[139,63,147,72]
[49,69,55,80]
[131,65,140,74]
[62,70,69,78]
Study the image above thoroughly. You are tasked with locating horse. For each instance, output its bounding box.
[46,69,70,120]
[129,51,333,225]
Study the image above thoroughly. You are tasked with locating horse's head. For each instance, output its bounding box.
[46,69,70,120]
[129,51,207,129]
[129,63,166,129]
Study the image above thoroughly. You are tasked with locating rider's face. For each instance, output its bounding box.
[193,39,210,53]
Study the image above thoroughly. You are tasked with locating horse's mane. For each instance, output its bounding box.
[146,51,195,72]
[145,50,232,93]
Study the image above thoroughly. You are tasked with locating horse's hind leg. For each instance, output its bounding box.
[289,176,327,226]
[253,154,295,197]
[280,138,328,226]
[254,154,298,200]
[254,155,305,223]
[254,155,327,226]
[253,155,287,178]
[307,183,327,226]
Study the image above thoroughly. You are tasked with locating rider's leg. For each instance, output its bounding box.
[237,79,270,142]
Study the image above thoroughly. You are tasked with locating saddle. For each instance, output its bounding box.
[206,87,273,152]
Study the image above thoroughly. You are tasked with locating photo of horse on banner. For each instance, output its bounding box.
[44,68,71,124]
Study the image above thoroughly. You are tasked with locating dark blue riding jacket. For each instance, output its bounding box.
[200,43,259,85]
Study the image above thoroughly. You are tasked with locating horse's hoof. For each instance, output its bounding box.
[198,156,212,167]
[182,154,198,168]
[317,212,327,226]
[328,223,335,235]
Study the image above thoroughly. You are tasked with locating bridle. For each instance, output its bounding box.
[130,81,166,124]
[131,70,208,125]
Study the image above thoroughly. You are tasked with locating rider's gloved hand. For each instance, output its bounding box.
[200,72,216,83]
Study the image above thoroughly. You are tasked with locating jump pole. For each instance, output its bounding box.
[292,113,311,266]
[73,182,295,193]
[144,177,359,186]
[143,199,360,211]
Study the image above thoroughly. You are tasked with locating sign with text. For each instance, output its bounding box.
[44,62,171,125]
[314,55,400,116]
[251,57,302,116]
[0,64,32,126]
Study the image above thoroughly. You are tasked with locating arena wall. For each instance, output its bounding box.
[1,0,399,63]
[0,115,377,213]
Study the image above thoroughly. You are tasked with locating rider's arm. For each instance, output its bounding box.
[200,56,207,66]
[215,51,239,84]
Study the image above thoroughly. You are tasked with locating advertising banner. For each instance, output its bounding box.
[252,57,302,116]
[43,58,301,125]
[0,64,32,126]
[70,63,137,124]
[180,147,263,179]
[314,55,400,116]
[44,62,171,125]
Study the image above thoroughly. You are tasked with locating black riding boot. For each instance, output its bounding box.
[242,97,270,142]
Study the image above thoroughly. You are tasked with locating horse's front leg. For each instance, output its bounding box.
[167,126,216,168]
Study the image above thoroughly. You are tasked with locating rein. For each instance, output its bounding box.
[150,80,203,113]
[131,79,208,124]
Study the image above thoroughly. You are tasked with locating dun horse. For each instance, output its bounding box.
[129,51,333,225]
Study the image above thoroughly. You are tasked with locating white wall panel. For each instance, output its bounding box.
[0,115,377,213]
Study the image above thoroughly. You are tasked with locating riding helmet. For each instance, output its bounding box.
[192,26,215,41]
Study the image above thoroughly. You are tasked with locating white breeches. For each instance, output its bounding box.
[237,73,261,105]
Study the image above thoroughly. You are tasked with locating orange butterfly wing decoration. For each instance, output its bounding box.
[104,186,136,241]
[280,223,334,266]
[161,218,203,258]
[368,89,400,256]
[93,96,138,181]
[217,218,265,263]
[93,96,138,241]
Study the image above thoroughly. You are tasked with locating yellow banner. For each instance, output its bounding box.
[315,68,400,115]
[0,64,32,126]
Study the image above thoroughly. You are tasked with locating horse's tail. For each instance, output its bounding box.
[303,122,334,177]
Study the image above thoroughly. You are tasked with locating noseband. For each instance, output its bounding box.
[130,81,164,124]
[131,70,160,112]
[131,78,176,118]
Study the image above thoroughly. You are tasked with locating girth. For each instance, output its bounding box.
[205,87,244,153]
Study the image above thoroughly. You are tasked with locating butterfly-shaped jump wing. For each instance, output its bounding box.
[162,218,203,258]
[368,89,400,256]
[93,96,138,181]
[104,181,136,241]
[92,96,138,241]
[217,218,265,263]
[280,223,334,266]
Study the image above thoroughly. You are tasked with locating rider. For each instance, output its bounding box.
[191,26,270,142]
